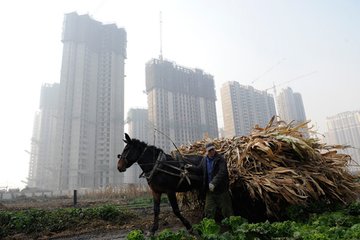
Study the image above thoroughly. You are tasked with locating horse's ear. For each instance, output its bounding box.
[124,133,131,144]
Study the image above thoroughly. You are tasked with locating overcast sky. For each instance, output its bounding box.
[0,0,359,189]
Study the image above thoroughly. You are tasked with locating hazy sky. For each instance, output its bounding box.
[0,0,359,189]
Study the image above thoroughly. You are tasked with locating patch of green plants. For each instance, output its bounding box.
[126,201,360,240]
[126,229,196,240]
[128,196,154,205]
[156,229,196,240]
[127,195,169,209]
[283,200,344,222]
[347,201,360,216]
[193,218,220,239]
[126,229,145,240]
[0,204,134,238]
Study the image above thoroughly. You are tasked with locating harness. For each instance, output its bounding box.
[138,148,201,188]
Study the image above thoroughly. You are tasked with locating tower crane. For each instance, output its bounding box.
[264,71,317,97]
[263,71,317,114]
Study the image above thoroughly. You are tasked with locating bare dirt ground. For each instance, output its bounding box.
[51,208,201,240]
[1,197,203,240]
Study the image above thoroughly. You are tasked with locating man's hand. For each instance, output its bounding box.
[209,183,215,192]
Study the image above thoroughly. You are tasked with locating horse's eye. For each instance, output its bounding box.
[117,154,121,158]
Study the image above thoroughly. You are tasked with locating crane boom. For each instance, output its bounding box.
[264,71,317,93]
[252,58,286,84]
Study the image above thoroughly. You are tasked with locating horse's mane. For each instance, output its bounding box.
[131,138,164,154]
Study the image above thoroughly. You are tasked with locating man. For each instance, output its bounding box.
[188,142,233,219]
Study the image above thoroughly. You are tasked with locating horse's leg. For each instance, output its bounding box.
[167,192,193,231]
[150,191,161,234]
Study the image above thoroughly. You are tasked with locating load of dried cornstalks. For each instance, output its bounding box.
[175,117,360,218]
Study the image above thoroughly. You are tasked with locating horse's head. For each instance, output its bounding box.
[117,133,140,172]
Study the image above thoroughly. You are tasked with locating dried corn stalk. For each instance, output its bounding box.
[175,116,360,217]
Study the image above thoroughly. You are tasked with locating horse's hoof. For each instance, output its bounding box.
[146,231,154,237]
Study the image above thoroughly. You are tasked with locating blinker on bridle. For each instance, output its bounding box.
[118,151,129,169]
[119,144,139,168]
[119,144,150,170]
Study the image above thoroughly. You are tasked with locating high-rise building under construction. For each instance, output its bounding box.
[31,84,60,190]
[55,12,127,190]
[145,59,218,152]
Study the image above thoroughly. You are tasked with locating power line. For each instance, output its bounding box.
[264,70,317,92]
[251,58,286,84]
[91,0,109,17]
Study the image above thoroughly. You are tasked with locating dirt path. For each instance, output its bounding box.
[2,201,202,239]
[49,229,128,240]
[2,196,203,239]
[49,207,201,239]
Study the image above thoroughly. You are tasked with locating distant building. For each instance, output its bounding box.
[124,108,149,185]
[276,87,306,124]
[28,83,59,190]
[27,112,41,188]
[218,128,225,138]
[325,111,360,172]
[127,108,150,143]
[145,59,218,152]
[54,12,127,190]
[220,81,276,137]
[36,83,59,190]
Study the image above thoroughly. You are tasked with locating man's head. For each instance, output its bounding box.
[205,142,216,157]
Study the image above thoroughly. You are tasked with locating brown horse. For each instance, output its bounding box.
[117,133,203,234]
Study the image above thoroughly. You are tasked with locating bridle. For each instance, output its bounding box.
[118,144,149,169]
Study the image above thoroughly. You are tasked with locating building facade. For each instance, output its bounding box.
[276,87,306,124]
[220,81,276,137]
[55,12,127,190]
[127,108,150,143]
[36,84,60,190]
[145,59,218,152]
[124,108,149,185]
[325,111,360,172]
[28,83,60,190]
[27,112,41,188]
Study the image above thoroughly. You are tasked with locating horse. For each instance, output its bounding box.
[117,133,203,235]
